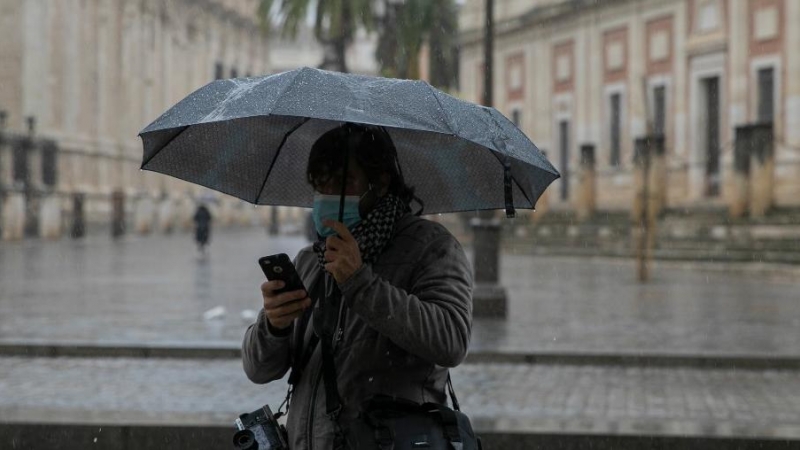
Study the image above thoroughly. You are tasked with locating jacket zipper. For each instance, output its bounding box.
[306,295,347,450]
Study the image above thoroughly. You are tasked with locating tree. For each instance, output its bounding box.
[258,0,458,91]
[258,0,374,73]
[376,0,458,91]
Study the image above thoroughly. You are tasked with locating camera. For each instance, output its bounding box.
[233,404,289,450]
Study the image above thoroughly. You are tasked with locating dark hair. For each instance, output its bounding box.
[306,123,423,214]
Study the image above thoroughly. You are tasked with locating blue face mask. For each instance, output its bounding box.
[312,194,362,238]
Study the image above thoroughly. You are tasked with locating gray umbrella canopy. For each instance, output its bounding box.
[139,67,559,215]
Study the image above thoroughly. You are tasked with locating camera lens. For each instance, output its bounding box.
[273,266,283,274]
[233,429,258,450]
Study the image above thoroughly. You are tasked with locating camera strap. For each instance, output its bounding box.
[284,272,347,415]
[283,273,326,415]
[319,274,347,449]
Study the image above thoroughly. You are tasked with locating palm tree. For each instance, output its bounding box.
[257,0,374,73]
[376,0,458,90]
[258,0,458,90]
[426,0,459,91]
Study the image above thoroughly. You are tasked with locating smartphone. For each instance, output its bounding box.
[258,253,307,295]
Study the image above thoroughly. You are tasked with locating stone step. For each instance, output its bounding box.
[520,244,800,264]
[509,235,800,254]
[2,357,799,442]
[527,207,800,230]
[4,341,800,369]
[3,425,796,450]
[655,239,800,252]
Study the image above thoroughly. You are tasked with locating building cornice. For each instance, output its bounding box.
[459,0,634,47]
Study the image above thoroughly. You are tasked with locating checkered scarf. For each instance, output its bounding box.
[313,194,409,269]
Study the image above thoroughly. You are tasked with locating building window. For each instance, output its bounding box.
[13,140,28,184]
[42,141,57,187]
[702,76,721,197]
[653,85,666,137]
[559,120,570,201]
[609,93,621,167]
[757,67,774,124]
[214,62,224,80]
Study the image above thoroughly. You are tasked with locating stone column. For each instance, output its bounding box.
[70,192,85,238]
[39,195,62,239]
[134,194,155,235]
[728,0,749,129]
[0,117,24,240]
[111,189,126,238]
[2,195,25,240]
[0,112,11,188]
[157,195,174,233]
[730,126,751,218]
[786,0,800,152]
[268,206,280,235]
[38,140,61,239]
[748,124,774,218]
[235,203,250,227]
[576,144,596,221]
[177,195,195,232]
[22,119,42,237]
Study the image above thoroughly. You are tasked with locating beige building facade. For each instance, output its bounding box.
[0,0,272,239]
[459,0,800,216]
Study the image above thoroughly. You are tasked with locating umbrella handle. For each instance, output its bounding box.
[338,140,350,224]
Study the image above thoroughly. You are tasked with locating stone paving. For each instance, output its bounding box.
[3,228,800,440]
[1,227,799,357]
[1,356,799,439]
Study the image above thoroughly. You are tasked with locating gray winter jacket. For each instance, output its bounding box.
[242,213,473,450]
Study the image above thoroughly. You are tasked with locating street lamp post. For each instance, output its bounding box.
[470,0,507,318]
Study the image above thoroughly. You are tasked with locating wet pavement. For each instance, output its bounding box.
[1,227,799,357]
[1,356,798,439]
[3,227,800,441]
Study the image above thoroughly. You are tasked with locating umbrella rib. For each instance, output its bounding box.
[254,117,311,204]
[428,86,455,135]
[140,126,190,169]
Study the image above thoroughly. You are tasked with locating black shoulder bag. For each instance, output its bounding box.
[341,375,483,450]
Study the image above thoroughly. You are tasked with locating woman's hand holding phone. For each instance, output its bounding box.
[260,280,311,330]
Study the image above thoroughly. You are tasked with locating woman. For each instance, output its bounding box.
[242,123,473,450]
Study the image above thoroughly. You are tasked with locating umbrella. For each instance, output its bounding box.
[138,67,560,216]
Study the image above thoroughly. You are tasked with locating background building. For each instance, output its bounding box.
[0,0,271,239]
[459,0,800,217]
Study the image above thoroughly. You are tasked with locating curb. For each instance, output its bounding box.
[3,342,800,369]
[2,423,799,450]
[504,248,800,279]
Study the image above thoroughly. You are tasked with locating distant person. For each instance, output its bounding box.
[193,204,212,254]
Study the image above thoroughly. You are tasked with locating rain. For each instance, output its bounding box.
[1,1,800,450]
